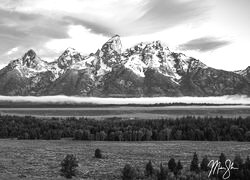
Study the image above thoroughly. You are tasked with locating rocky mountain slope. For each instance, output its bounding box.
[0,35,250,97]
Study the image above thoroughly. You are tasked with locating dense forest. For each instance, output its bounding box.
[0,114,250,141]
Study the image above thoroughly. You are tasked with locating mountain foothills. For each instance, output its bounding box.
[0,35,250,97]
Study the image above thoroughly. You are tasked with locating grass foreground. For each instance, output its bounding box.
[0,139,249,179]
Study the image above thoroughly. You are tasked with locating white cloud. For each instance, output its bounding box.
[0,95,250,104]
[6,47,19,55]
[45,25,108,54]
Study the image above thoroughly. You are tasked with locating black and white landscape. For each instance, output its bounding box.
[0,0,250,180]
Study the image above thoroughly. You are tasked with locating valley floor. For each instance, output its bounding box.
[1,105,250,119]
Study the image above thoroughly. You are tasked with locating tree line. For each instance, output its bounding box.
[0,114,250,141]
[121,152,250,180]
[60,150,250,179]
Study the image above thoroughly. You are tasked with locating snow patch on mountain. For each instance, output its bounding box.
[235,66,250,77]
[96,58,112,76]
[125,55,146,77]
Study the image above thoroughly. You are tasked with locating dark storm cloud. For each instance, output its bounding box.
[0,9,69,39]
[179,37,231,52]
[0,8,70,63]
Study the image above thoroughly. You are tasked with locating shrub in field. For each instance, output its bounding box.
[234,154,244,169]
[219,153,226,167]
[185,171,201,180]
[200,156,210,172]
[95,148,102,158]
[121,164,137,180]
[145,160,154,177]
[168,158,176,172]
[60,154,78,179]
[231,154,244,179]
[245,156,250,170]
[176,160,183,175]
[190,152,200,173]
[244,156,250,178]
[156,163,168,180]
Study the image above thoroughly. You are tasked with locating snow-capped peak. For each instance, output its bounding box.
[235,66,250,76]
[99,35,122,68]
[5,49,53,79]
[2,35,209,84]
[57,47,83,69]
[101,34,122,54]
[63,47,79,56]
[21,49,43,68]
[23,49,36,60]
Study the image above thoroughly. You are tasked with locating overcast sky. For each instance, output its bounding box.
[0,0,250,71]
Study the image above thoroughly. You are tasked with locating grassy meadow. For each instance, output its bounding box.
[0,139,249,179]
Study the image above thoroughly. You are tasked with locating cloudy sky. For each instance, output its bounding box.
[0,0,250,71]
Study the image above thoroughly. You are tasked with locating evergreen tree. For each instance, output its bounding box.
[145,160,154,177]
[157,163,168,180]
[234,154,243,169]
[168,158,176,172]
[190,152,200,173]
[176,160,183,172]
[175,160,183,177]
[200,156,210,171]
[232,154,244,179]
[94,148,102,158]
[245,156,250,170]
[219,153,226,167]
[60,154,78,179]
[121,164,137,180]
[244,156,250,179]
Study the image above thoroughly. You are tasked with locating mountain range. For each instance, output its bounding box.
[0,35,250,97]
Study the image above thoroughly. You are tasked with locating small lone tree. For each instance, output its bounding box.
[95,148,102,158]
[232,155,244,179]
[201,156,210,171]
[244,156,250,178]
[234,154,243,168]
[245,156,250,170]
[60,154,78,179]
[219,153,227,167]
[145,160,154,177]
[190,152,200,173]
[157,163,168,180]
[176,160,183,172]
[121,164,137,180]
[172,160,183,177]
[168,158,176,172]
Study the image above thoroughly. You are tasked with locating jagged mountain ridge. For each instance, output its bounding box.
[0,35,250,96]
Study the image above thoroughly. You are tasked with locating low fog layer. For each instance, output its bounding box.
[0,95,250,105]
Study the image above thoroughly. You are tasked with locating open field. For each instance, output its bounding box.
[0,139,249,179]
[1,105,250,119]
